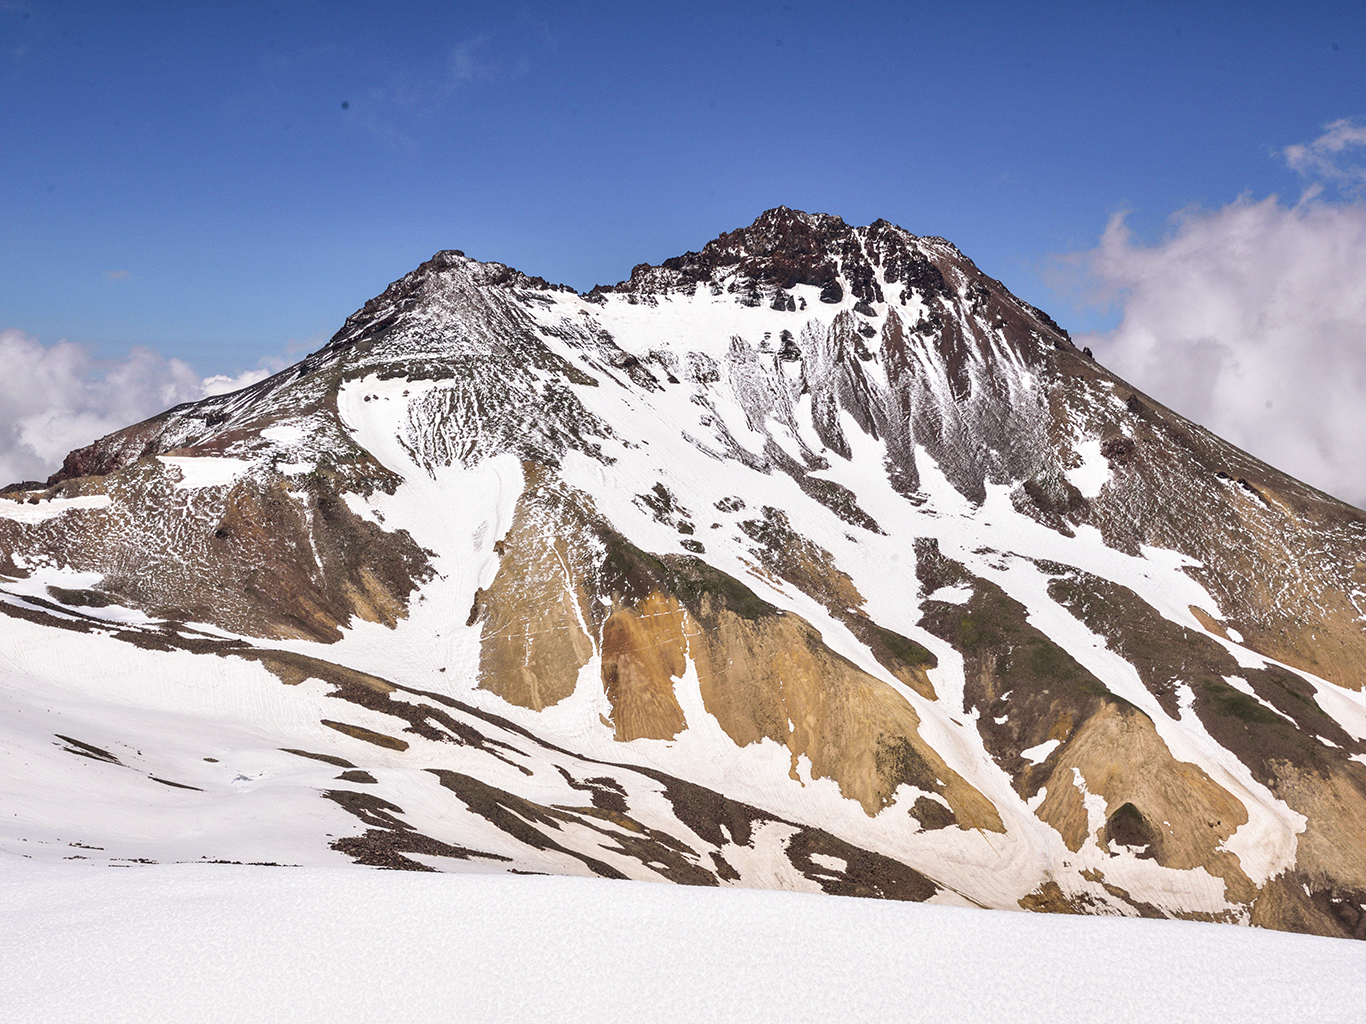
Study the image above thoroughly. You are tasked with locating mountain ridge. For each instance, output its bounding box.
[4,208,1366,940]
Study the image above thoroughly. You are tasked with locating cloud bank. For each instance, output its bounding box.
[1067,122,1366,508]
[0,329,277,488]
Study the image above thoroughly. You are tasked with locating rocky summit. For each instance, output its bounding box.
[4,207,1366,939]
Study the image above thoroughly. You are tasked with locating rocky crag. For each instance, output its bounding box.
[4,207,1366,939]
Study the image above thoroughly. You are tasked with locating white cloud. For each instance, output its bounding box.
[0,329,284,488]
[1284,119,1366,193]
[201,354,289,397]
[1066,194,1366,508]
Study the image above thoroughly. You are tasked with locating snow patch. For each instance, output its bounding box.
[1020,739,1060,765]
[808,852,847,873]
[159,456,254,490]
[0,495,110,524]
[926,584,973,605]
[1065,438,1110,499]
[261,423,308,445]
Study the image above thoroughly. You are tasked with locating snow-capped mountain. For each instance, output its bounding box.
[4,207,1366,939]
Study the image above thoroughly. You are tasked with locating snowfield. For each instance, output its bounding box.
[2,858,1362,1024]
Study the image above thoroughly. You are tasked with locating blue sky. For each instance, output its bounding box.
[3,0,1361,377]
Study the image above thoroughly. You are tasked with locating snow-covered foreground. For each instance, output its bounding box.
[3,859,1362,1024]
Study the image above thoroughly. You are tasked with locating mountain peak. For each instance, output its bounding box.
[348,248,572,323]
[592,207,990,318]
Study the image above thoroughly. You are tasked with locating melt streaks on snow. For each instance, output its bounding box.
[475,306,1078,904]
[284,338,1029,903]
[517,336,1058,907]
[323,306,1286,906]
[130,282,1338,912]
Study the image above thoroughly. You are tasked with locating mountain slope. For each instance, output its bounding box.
[4,207,1366,938]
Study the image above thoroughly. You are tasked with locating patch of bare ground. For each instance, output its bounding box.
[472,466,597,710]
[594,532,999,826]
[0,458,432,644]
[321,721,409,751]
[469,478,987,824]
[1044,354,1366,695]
[916,540,1258,905]
[323,790,509,871]
[1047,568,1366,936]
[737,504,937,698]
[599,594,690,741]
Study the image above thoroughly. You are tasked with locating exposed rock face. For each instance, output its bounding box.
[4,208,1366,939]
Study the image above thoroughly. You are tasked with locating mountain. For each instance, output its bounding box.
[4,207,1366,939]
